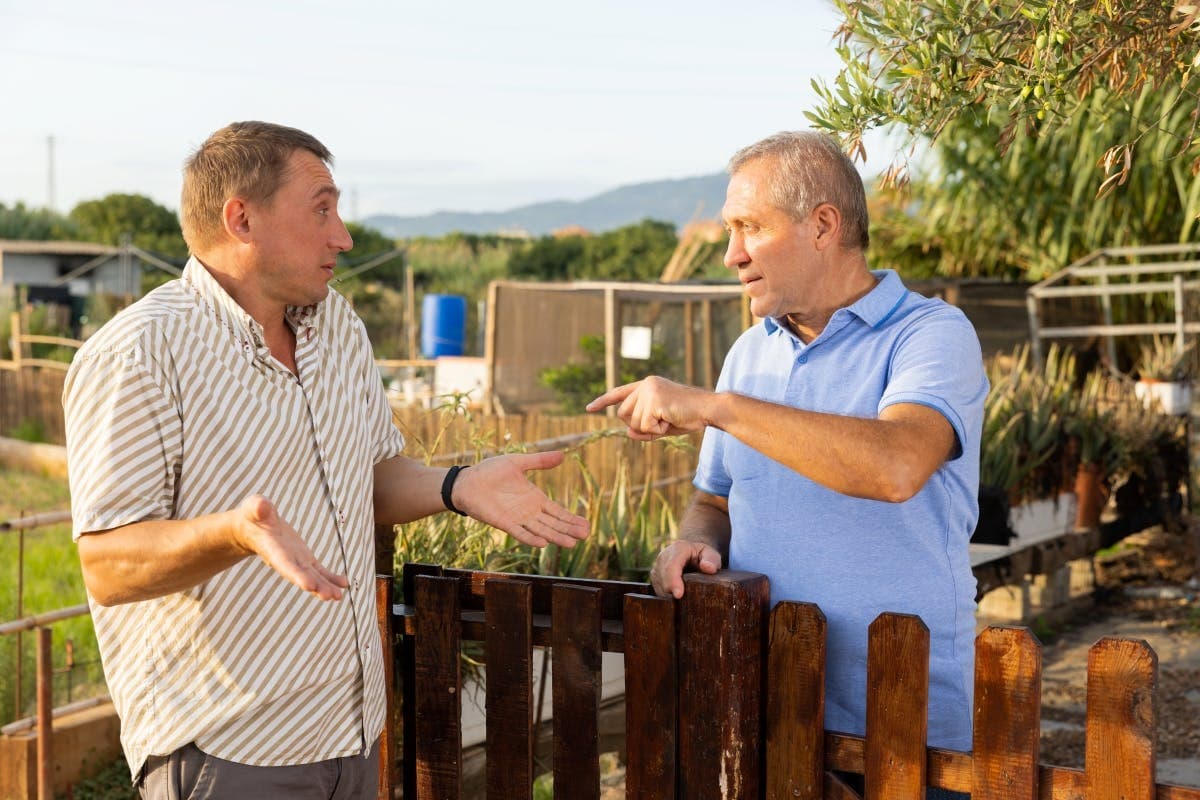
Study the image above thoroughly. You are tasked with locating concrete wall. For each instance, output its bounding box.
[0,702,123,800]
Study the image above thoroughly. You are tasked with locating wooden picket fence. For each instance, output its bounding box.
[377,565,1200,800]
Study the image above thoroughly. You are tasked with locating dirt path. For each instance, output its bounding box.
[1039,577,1200,784]
[992,519,1200,786]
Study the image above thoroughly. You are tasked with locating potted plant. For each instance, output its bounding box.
[976,345,1078,543]
[1133,335,1193,415]
[1065,370,1124,529]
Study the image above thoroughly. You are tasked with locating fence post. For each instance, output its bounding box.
[551,585,603,800]
[484,579,534,800]
[677,570,770,800]
[1085,638,1157,799]
[624,593,678,800]
[36,626,52,800]
[374,576,395,800]
[865,613,929,800]
[11,311,27,427]
[401,563,443,800]
[413,574,463,800]
[764,601,826,800]
[972,626,1041,800]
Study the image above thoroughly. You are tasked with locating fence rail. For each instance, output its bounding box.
[1,508,92,800]
[383,565,1200,800]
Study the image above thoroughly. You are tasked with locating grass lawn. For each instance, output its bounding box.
[0,468,102,725]
[0,469,137,799]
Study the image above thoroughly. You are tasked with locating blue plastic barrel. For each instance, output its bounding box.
[421,294,467,357]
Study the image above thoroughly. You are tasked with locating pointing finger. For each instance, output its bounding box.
[585,382,638,413]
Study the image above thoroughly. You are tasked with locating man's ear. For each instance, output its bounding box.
[811,203,842,251]
[222,197,253,244]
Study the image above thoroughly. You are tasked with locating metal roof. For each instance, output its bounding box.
[0,239,119,256]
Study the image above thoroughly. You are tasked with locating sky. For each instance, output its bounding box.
[0,0,891,221]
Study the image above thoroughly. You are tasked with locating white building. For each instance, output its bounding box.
[0,239,149,303]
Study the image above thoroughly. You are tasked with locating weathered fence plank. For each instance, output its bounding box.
[972,627,1041,800]
[1085,637,1157,800]
[402,563,443,800]
[865,613,929,800]
[623,592,677,800]
[374,575,396,800]
[765,601,827,800]
[414,573,462,800]
[678,571,770,800]
[485,579,534,800]
[551,585,602,800]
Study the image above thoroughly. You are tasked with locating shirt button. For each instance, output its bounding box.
[798,354,808,364]
[352,578,361,590]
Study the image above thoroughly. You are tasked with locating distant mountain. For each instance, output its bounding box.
[364,173,728,238]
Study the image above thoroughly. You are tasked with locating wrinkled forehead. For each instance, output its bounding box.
[721,162,775,221]
[280,149,340,199]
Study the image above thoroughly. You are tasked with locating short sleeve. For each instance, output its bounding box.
[63,345,183,539]
[879,307,988,459]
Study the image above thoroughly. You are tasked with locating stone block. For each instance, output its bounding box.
[0,701,122,800]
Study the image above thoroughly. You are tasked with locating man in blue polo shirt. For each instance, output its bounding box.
[588,131,987,778]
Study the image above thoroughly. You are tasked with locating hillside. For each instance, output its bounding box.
[364,173,727,238]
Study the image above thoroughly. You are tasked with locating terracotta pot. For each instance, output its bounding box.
[1074,462,1108,530]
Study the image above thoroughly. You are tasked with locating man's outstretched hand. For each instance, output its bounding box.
[235,494,350,601]
[452,451,590,548]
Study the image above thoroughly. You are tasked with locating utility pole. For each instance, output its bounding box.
[46,135,56,211]
[120,232,133,304]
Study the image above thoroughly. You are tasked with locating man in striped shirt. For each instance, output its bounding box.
[63,121,589,799]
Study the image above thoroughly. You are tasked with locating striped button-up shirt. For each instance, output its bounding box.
[63,257,404,779]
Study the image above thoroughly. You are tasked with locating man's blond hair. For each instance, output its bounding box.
[180,121,333,253]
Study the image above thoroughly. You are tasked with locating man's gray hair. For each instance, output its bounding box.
[727,131,870,251]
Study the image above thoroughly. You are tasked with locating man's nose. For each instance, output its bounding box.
[724,234,747,269]
[332,219,354,253]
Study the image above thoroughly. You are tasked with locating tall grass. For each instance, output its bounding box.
[391,401,689,580]
[0,469,102,725]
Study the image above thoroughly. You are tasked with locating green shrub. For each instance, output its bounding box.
[540,335,676,414]
[9,418,47,443]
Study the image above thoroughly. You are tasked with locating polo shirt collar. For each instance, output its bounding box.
[763,269,908,337]
[182,257,321,348]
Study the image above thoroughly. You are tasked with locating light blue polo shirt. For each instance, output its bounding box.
[694,269,987,750]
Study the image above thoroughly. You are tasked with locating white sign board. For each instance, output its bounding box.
[620,326,653,360]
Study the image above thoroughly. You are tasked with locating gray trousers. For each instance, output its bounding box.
[139,739,380,800]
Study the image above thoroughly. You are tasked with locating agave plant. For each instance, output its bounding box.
[1135,335,1194,382]
[982,344,1080,505]
[1064,369,1122,474]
